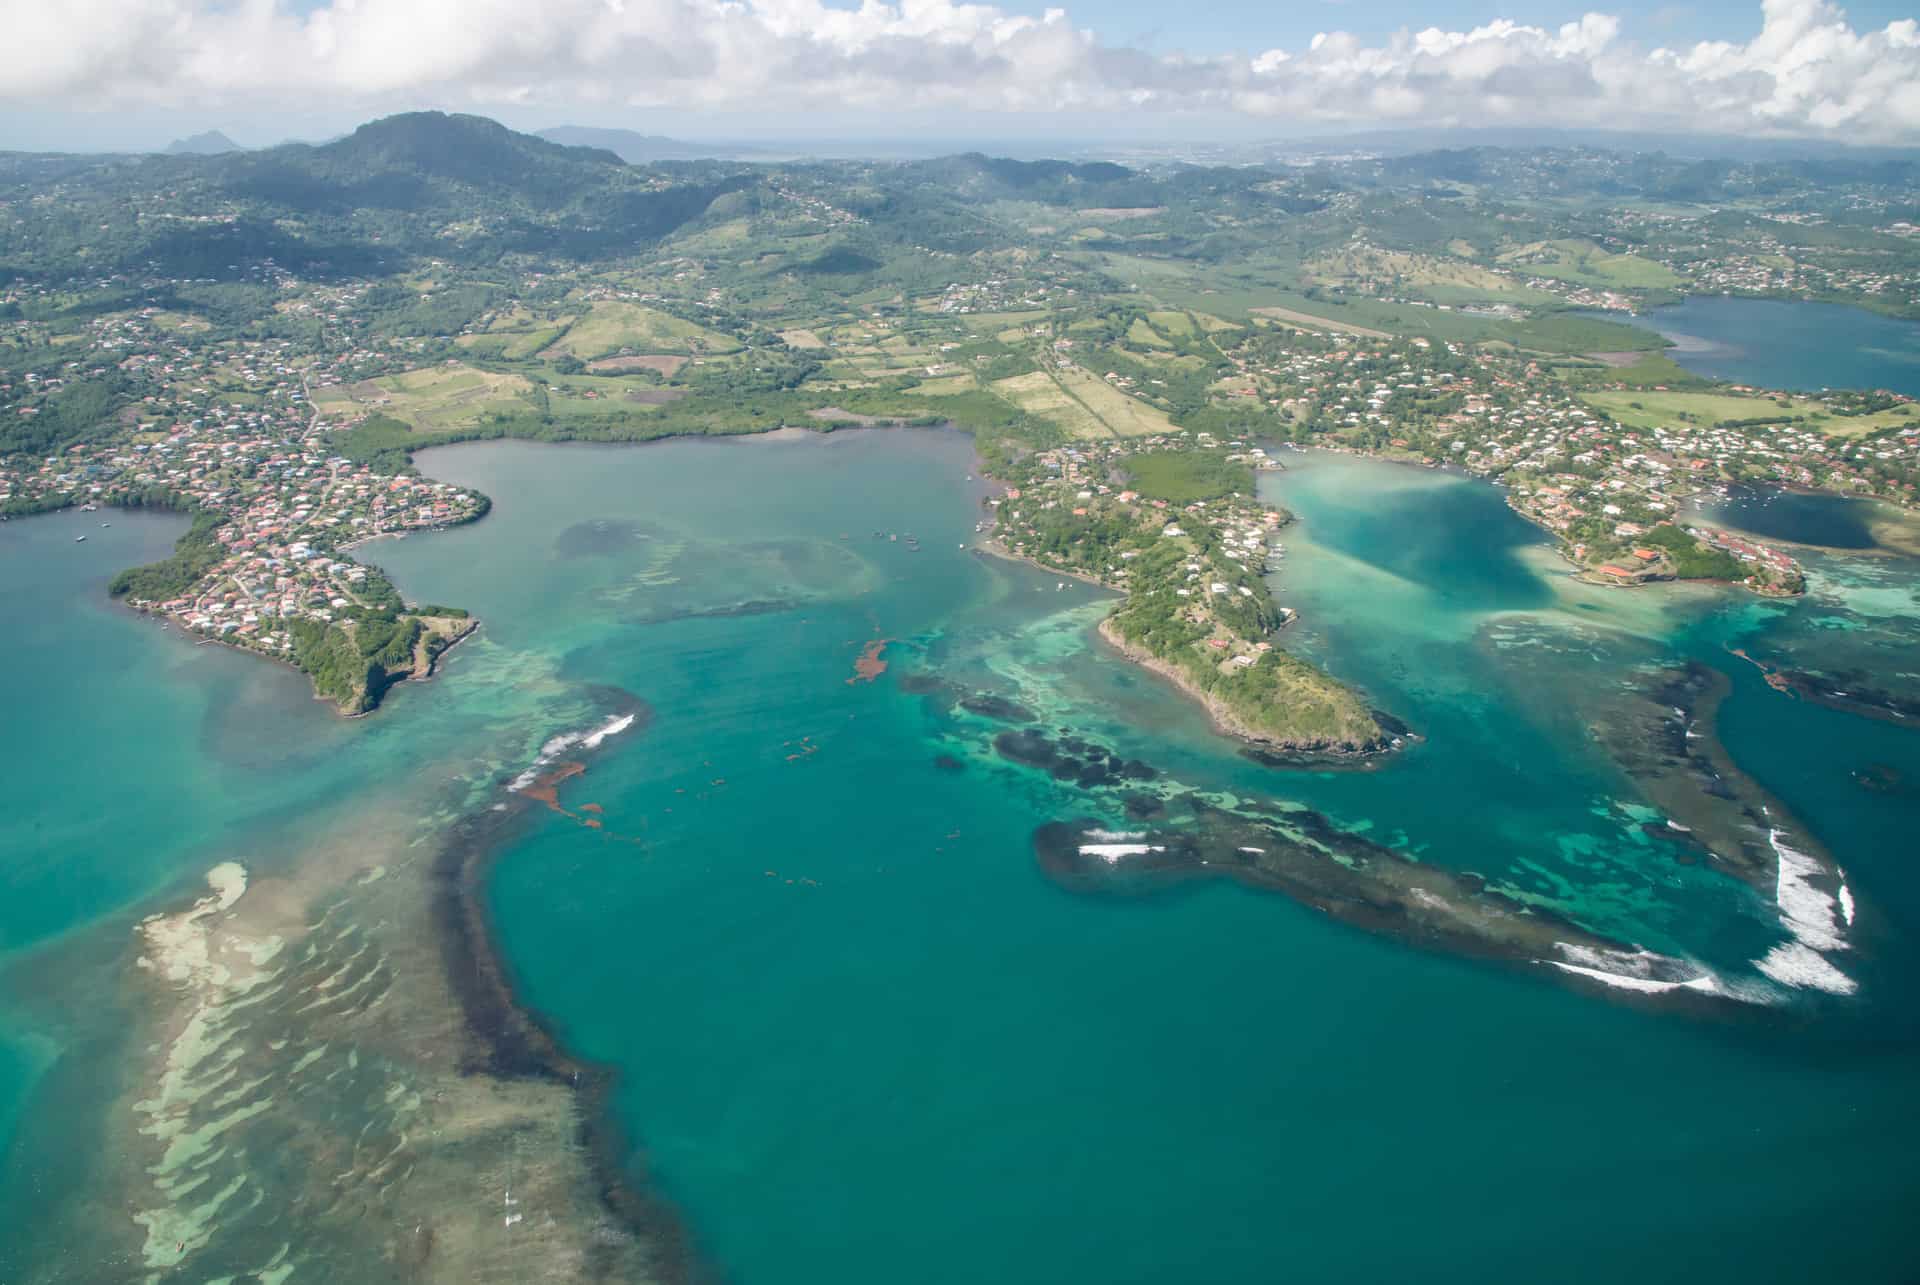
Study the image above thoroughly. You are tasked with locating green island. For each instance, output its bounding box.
[6,111,1918,725]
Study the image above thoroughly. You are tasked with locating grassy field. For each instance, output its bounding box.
[1055,366,1177,437]
[542,302,741,359]
[992,370,1108,439]
[1249,306,1392,339]
[1303,246,1550,304]
[315,364,536,432]
[544,373,672,418]
[1145,310,1196,336]
[958,309,1050,333]
[905,374,981,396]
[457,326,568,359]
[1123,451,1253,502]
[1127,317,1174,348]
[1582,389,1919,436]
[454,306,576,359]
[1497,239,1685,289]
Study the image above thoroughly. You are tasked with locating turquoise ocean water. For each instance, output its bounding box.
[2,431,1918,1280]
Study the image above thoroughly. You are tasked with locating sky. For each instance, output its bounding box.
[2,0,1918,151]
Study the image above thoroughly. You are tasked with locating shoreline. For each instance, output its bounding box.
[972,467,1397,763]
[1093,615,1396,764]
[1295,442,1814,597]
[428,692,707,1283]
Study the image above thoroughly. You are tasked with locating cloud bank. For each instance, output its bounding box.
[5,0,1919,142]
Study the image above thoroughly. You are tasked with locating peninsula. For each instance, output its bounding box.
[985,435,1393,755]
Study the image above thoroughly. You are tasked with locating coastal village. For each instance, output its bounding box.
[1,305,487,701]
[1212,325,1920,592]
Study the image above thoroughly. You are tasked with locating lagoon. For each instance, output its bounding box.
[2,434,1918,1281]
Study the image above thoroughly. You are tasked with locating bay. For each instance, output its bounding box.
[1589,297,1920,395]
[1,432,1917,1280]
[385,438,1920,1284]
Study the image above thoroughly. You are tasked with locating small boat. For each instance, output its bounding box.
[75,534,87,542]
[889,533,898,542]
[101,522,111,528]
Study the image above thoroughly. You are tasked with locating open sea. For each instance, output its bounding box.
[2,430,1918,1281]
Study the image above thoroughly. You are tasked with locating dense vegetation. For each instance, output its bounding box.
[108,509,226,601]
[1124,451,1255,503]
[1640,524,1745,580]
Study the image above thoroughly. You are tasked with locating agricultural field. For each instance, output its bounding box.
[314,363,537,432]
[1582,388,1920,436]
[1056,366,1177,436]
[991,366,1175,439]
[541,302,741,360]
[992,370,1107,439]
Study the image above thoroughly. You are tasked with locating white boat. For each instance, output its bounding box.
[75,535,87,542]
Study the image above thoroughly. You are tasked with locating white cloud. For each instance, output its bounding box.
[2,0,1917,142]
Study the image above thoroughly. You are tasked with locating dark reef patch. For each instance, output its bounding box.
[959,694,1037,723]
[555,518,663,558]
[429,685,710,1284]
[1774,666,1920,726]
[1032,800,1734,1012]
[992,728,1058,770]
[659,598,798,622]
[993,727,1157,789]
[933,754,966,773]
[1854,762,1911,797]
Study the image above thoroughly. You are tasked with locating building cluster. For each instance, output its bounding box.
[1,305,485,660]
[991,432,1293,665]
[1218,328,1920,590]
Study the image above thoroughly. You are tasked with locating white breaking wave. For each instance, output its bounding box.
[1547,942,1723,997]
[1079,844,1164,864]
[1756,942,1858,996]
[1768,829,1849,952]
[1083,829,1145,843]
[1548,962,1721,995]
[508,712,637,792]
[1751,829,1856,996]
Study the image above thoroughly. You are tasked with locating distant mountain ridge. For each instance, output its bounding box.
[164,130,243,156]
[52,112,762,277]
[536,126,769,163]
[1273,126,1920,164]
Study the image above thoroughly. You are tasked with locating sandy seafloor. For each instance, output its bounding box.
[1,428,1918,1283]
